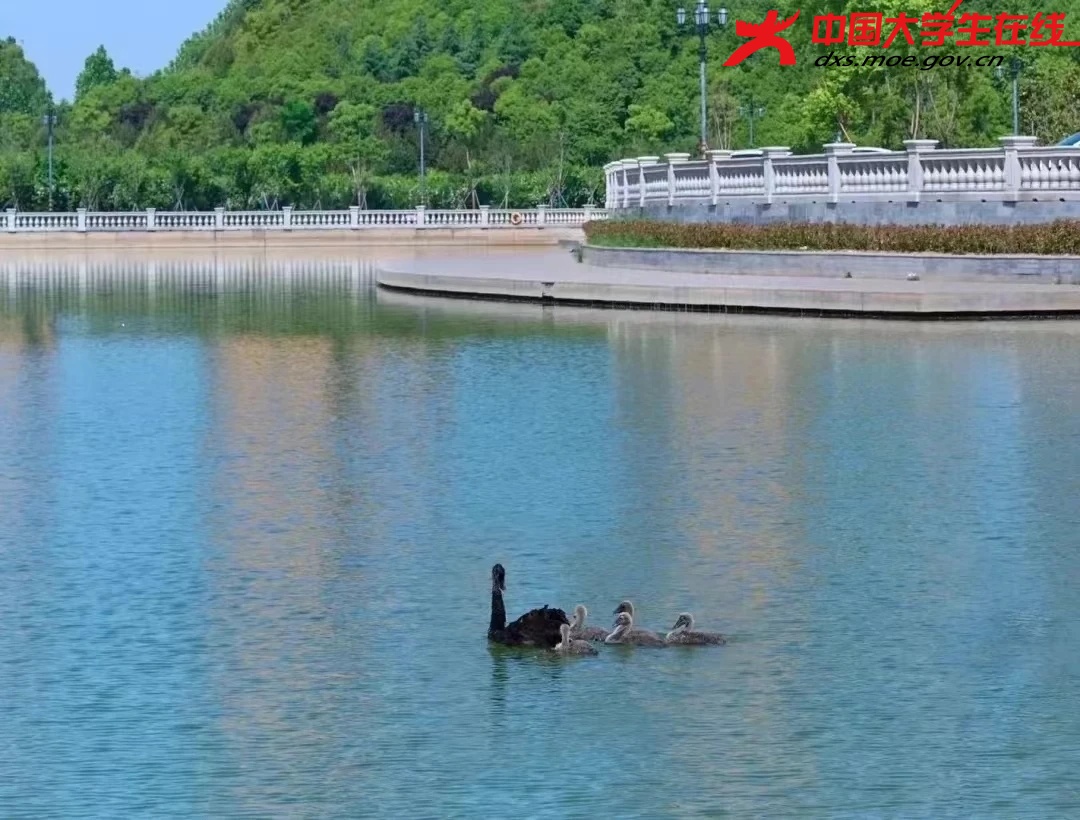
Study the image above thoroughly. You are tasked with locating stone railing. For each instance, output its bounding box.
[0,206,608,233]
[604,137,1080,208]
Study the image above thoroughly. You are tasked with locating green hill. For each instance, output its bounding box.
[3,0,1080,211]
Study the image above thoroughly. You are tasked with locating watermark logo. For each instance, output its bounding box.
[722,10,801,66]
[722,0,1080,67]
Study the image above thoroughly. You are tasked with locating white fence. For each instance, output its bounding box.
[0,206,608,234]
[604,137,1080,208]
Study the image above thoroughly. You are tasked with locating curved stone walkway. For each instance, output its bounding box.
[375,250,1080,319]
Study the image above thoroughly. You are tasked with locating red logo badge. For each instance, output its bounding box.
[723,10,802,66]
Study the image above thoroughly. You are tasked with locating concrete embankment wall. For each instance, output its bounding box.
[374,255,1080,318]
[581,244,1080,285]
[620,199,1080,228]
[0,227,583,251]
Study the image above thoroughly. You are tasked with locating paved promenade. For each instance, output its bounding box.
[375,250,1080,318]
[0,226,585,251]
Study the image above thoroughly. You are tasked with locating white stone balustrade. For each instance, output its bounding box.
[0,207,607,233]
[604,137,1080,207]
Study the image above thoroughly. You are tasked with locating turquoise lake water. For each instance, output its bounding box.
[1,251,1079,818]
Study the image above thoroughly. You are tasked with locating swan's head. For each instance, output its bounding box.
[606,611,632,642]
[559,623,571,643]
[491,564,506,592]
[613,600,634,617]
[672,612,694,631]
[572,604,587,626]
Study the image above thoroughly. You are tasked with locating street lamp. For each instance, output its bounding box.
[677,2,728,156]
[739,97,766,148]
[413,108,428,206]
[42,110,57,210]
[995,57,1022,136]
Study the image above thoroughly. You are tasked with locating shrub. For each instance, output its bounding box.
[582,219,1080,256]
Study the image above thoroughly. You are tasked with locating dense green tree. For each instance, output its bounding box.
[280,100,318,144]
[3,0,1080,210]
[0,37,51,116]
[75,46,120,102]
[625,105,675,154]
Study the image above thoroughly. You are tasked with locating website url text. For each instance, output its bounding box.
[815,52,1008,70]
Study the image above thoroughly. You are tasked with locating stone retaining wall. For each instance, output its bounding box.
[581,244,1080,284]
[625,199,1080,228]
[0,227,584,251]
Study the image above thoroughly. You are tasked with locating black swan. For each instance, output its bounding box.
[568,604,609,642]
[487,564,568,648]
[555,623,599,656]
[665,612,727,645]
[611,600,666,644]
[605,611,667,647]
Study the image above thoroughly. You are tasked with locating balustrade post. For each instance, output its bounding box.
[663,154,690,206]
[146,208,156,232]
[214,207,225,230]
[583,204,594,224]
[349,205,359,229]
[707,151,731,205]
[633,156,657,208]
[77,208,86,233]
[761,147,792,205]
[823,143,855,204]
[282,206,293,230]
[480,205,490,228]
[416,204,426,227]
[999,135,1039,202]
[5,208,15,233]
[537,205,547,227]
[903,139,938,203]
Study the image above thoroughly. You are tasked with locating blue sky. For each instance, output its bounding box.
[0,0,227,101]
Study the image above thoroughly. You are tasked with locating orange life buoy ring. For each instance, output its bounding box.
[510,212,524,226]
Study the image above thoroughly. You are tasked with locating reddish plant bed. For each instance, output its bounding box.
[583,219,1080,256]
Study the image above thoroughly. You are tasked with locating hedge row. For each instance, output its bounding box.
[583,219,1080,256]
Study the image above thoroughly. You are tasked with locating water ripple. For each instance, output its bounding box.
[1,253,1080,817]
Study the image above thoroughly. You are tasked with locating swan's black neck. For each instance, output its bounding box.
[490,587,507,633]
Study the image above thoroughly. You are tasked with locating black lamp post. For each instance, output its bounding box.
[995,57,1022,136]
[677,2,728,156]
[413,108,428,206]
[740,97,766,148]
[42,110,57,210]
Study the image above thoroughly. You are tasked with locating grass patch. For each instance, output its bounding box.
[583,219,1080,256]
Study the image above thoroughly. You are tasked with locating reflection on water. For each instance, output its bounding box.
[2,252,1080,817]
